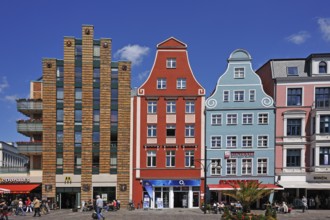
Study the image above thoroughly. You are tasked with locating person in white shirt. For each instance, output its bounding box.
[17,199,26,216]
[96,195,105,220]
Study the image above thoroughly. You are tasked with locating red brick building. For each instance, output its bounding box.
[131,37,205,209]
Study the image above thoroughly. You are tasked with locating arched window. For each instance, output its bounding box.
[319,61,327,74]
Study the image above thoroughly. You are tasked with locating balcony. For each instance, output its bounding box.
[17,120,42,136]
[312,100,330,110]
[16,141,42,154]
[0,166,29,174]
[17,99,42,116]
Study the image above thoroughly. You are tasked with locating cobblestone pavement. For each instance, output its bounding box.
[5,208,330,220]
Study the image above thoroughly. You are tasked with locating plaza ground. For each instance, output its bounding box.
[6,208,330,220]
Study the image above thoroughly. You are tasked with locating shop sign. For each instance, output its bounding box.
[230,152,254,158]
[308,174,330,182]
[64,176,72,184]
[0,177,30,183]
[219,180,258,184]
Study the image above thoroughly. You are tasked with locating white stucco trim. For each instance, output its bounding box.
[136,97,141,178]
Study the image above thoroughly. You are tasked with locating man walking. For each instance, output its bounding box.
[302,196,308,213]
[96,195,105,220]
[33,197,41,217]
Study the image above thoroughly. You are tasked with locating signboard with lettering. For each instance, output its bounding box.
[143,195,150,210]
[156,197,163,209]
[0,177,30,183]
[230,152,254,158]
[307,174,330,183]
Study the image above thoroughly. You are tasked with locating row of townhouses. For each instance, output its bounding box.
[1,25,330,210]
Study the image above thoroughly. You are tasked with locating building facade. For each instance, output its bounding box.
[205,49,278,206]
[132,37,205,209]
[257,53,330,208]
[0,141,28,169]
[16,25,131,208]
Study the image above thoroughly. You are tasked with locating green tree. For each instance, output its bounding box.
[222,181,272,213]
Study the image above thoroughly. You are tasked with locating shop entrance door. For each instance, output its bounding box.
[174,192,188,208]
[60,192,76,209]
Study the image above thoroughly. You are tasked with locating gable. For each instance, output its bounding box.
[157,37,187,49]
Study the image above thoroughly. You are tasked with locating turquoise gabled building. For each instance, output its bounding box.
[205,49,278,205]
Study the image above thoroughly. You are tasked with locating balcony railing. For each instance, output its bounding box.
[16,141,42,154]
[17,99,42,116]
[312,100,330,109]
[17,120,43,136]
[0,167,28,174]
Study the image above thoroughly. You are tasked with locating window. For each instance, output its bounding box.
[75,131,82,147]
[147,101,157,114]
[227,114,237,125]
[249,90,256,102]
[185,150,194,167]
[93,88,100,105]
[57,88,64,103]
[211,159,221,175]
[166,125,176,137]
[211,114,222,125]
[287,119,301,136]
[315,87,330,108]
[226,159,236,175]
[287,149,301,167]
[287,67,298,76]
[75,88,82,103]
[211,136,221,148]
[242,113,253,125]
[242,159,252,175]
[258,136,268,148]
[166,58,176,68]
[93,110,100,125]
[242,136,253,148]
[166,151,175,167]
[177,78,186,89]
[319,61,327,74]
[147,151,156,167]
[75,110,82,125]
[157,78,167,89]
[75,67,82,82]
[75,45,82,59]
[57,109,63,123]
[257,158,267,174]
[93,45,100,60]
[185,101,195,113]
[93,131,100,143]
[234,68,244,78]
[320,115,330,133]
[226,136,237,148]
[287,88,302,106]
[166,101,176,113]
[56,66,64,82]
[147,125,157,137]
[111,110,118,123]
[258,113,268,125]
[320,147,330,165]
[185,125,195,137]
[223,91,229,102]
[234,91,244,102]
[74,153,81,169]
[93,68,100,83]
[56,131,63,143]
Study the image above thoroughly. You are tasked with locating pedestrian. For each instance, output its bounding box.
[96,195,105,220]
[302,196,308,213]
[18,198,26,216]
[0,199,9,220]
[26,197,33,213]
[33,197,41,217]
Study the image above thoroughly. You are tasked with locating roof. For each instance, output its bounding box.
[157,37,187,49]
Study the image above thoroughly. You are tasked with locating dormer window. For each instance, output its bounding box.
[319,61,327,74]
[287,67,298,76]
[234,68,244,78]
[166,58,176,69]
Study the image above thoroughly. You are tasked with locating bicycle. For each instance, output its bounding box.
[127,201,135,211]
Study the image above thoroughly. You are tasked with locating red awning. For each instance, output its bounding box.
[208,183,283,191]
[0,184,40,194]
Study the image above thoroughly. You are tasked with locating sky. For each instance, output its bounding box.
[1,0,330,142]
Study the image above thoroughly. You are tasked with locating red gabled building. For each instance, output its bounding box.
[131,37,205,209]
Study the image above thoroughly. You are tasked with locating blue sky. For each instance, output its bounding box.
[1,0,330,142]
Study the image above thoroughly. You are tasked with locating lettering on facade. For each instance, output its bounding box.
[0,177,30,183]
[64,176,72,184]
[230,152,254,158]
[219,180,258,184]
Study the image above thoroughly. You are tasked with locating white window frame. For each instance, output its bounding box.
[226,113,238,125]
[166,58,176,69]
[258,135,268,148]
[257,158,268,175]
[211,114,222,125]
[177,78,186,89]
[166,150,176,167]
[249,89,256,102]
[211,136,222,148]
[210,159,222,176]
[223,90,230,102]
[147,101,157,114]
[147,125,157,137]
[242,135,253,148]
[185,124,195,137]
[234,67,245,78]
[242,113,253,125]
[185,101,195,114]
[185,150,195,167]
[234,90,245,102]
[157,78,167,89]
[166,101,176,113]
[147,151,156,167]
[226,159,237,175]
[241,158,252,175]
[258,113,269,125]
[226,135,237,148]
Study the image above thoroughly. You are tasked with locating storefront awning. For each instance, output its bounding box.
[208,183,283,191]
[0,187,10,194]
[0,184,40,194]
[279,181,330,189]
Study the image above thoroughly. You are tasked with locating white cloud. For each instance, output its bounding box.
[0,76,9,93]
[138,70,150,81]
[115,44,149,66]
[4,95,19,103]
[286,31,311,45]
[318,17,330,42]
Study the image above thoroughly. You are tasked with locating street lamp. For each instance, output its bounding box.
[191,158,216,214]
